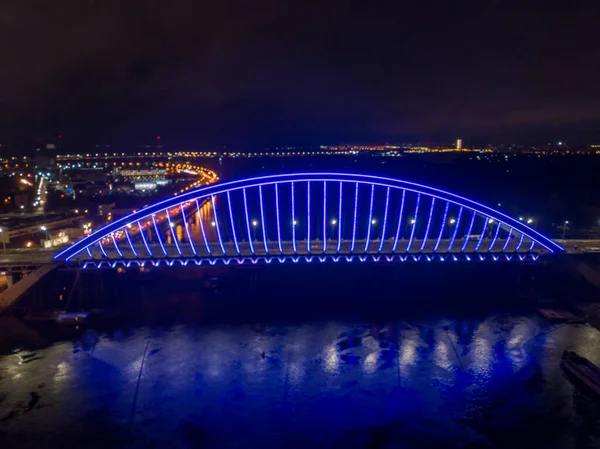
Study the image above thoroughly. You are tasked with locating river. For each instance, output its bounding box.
[1,265,600,448]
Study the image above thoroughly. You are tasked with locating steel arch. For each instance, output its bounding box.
[54,172,562,263]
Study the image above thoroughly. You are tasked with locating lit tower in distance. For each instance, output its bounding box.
[456,139,462,151]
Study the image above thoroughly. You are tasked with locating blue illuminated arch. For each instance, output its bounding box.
[55,172,562,263]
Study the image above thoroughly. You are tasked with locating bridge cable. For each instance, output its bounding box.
[447,206,463,252]
[226,191,240,254]
[364,184,375,252]
[306,182,310,253]
[392,189,406,252]
[474,216,489,251]
[242,189,254,254]
[378,186,391,252]
[151,214,167,256]
[516,233,525,251]
[336,181,343,253]
[98,240,108,257]
[350,183,359,252]
[434,201,449,252]
[488,221,502,251]
[461,210,477,252]
[275,184,283,254]
[180,204,197,256]
[291,182,297,253]
[165,208,182,256]
[195,199,212,255]
[258,186,268,254]
[211,195,226,255]
[124,228,138,257]
[137,221,153,257]
[420,197,436,251]
[111,233,123,257]
[502,227,513,251]
[406,193,421,252]
[323,181,327,253]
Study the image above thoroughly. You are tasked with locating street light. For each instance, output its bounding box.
[211,221,216,227]
[371,219,377,225]
[410,219,416,224]
[449,218,456,224]
[562,220,569,240]
[527,218,534,224]
[330,219,337,225]
[0,227,5,253]
[292,220,298,226]
[40,225,49,241]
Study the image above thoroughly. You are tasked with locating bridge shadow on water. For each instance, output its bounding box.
[43,262,538,327]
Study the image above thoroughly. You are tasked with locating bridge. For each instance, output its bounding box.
[52,173,562,268]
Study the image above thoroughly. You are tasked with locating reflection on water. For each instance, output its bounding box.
[1,314,600,448]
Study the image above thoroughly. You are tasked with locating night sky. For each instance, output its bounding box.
[1,1,599,148]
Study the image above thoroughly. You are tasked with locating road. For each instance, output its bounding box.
[0,239,596,268]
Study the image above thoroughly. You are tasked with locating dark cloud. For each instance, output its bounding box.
[1,0,599,146]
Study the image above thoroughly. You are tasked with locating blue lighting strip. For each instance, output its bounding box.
[180,204,197,255]
[461,211,476,251]
[124,229,138,257]
[306,181,311,253]
[474,217,489,251]
[337,182,343,252]
[196,199,212,255]
[99,241,108,257]
[406,193,421,252]
[86,247,93,258]
[529,240,535,251]
[516,233,525,251]
[77,252,544,269]
[420,197,435,251]
[166,209,182,256]
[364,184,375,252]
[112,234,123,257]
[488,222,501,251]
[502,228,513,251]
[211,195,226,254]
[152,214,167,256]
[378,186,391,252]
[434,202,449,251]
[323,182,327,253]
[242,189,254,254]
[258,185,268,253]
[393,190,406,252]
[291,182,297,253]
[227,192,240,254]
[275,184,283,253]
[351,182,359,252]
[137,221,153,256]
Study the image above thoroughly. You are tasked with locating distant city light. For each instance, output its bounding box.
[330,219,337,225]
[252,220,258,227]
[449,218,456,224]
[410,219,416,224]
[292,220,298,226]
[371,219,377,225]
[527,218,534,224]
[211,221,216,227]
